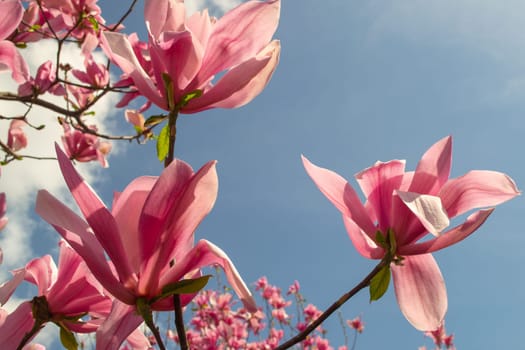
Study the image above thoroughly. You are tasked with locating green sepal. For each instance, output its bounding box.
[59,325,78,350]
[155,275,211,302]
[88,16,100,32]
[162,73,175,111]
[144,114,167,128]
[387,228,397,256]
[375,230,386,248]
[177,90,203,108]
[369,264,391,302]
[156,123,169,162]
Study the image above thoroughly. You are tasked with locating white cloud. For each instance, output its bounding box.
[367,1,525,61]
[0,41,120,275]
[185,0,242,16]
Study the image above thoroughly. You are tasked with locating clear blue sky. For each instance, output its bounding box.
[2,1,525,348]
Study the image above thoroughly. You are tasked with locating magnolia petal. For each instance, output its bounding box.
[145,0,185,36]
[149,29,203,95]
[0,301,34,347]
[24,255,57,296]
[35,190,135,304]
[409,136,452,195]
[197,0,280,81]
[139,159,194,263]
[355,160,405,231]
[0,41,30,83]
[139,161,218,294]
[96,300,144,350]
[101,32,166,109]
[112,176,157,273]
[160,239,257,312]
[391,254,447,331]
[397,191,450,236]
[0,0,23,40]
[185,41,280,113]
[302,155,376,237]
[440,170,520,217]
[342,216,384,259]
[398,209,493,255]
[55,144,135,286]
[0,269,25,305]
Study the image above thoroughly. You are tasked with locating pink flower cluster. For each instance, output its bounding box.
[170,276,362,350]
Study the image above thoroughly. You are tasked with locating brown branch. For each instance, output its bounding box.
[275,259,389,350]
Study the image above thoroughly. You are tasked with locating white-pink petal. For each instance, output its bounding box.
[391,254,447,331]
[397,191,450,236]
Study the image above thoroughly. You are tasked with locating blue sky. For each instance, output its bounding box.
[2,0,525,348]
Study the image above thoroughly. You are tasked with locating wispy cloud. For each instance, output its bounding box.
[0,41,120,275]
[185,0,242,16]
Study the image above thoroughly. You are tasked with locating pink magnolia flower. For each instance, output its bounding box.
[7,119,28,151]
[18,60,66,97]
[72,55,110,88]
[61,121,111,167]
[36,144,256,349]
[102,0,280,113]
[0,0,29,83]
[302,136,519,331]
[0,241,113,348]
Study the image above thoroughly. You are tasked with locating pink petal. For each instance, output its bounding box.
[397,192,450,236]
[0,192,7,231]
[302,155,376,238]
[355,160,405,232]
[196,0,280,82]
[145,0,186,37]
[160,239,257,312]
[398,209,493,255]
[342,216,384,259]
[112,176,157,273]
[24,255,57,295]
[408,136,452,195]
[186,9,213,49]
[148,29,203,99]
[138,158,194,263]
[0,0,23,40]
[96,300,143,350]
[184,40,280,113]
[0,301,35,347]
[35,190,134,304]
[101,32,166,109]
[139,161,218,294]
[0,41,30,83]
[440,170,520,218]
[55,144,135,287]
[0,269,25,305]
[391,254,447,331]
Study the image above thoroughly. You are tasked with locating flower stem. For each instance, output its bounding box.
[274,258,389,350]
[163,108,178,167]
[174,294,189,350]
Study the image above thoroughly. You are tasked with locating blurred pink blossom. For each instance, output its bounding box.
[7,119,28,151]
[61,121,111,167]
[0,241,113,348]
[18,60,66,97]
[0,0,29,83]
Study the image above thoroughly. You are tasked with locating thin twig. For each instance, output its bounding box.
[274,259,388,350]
